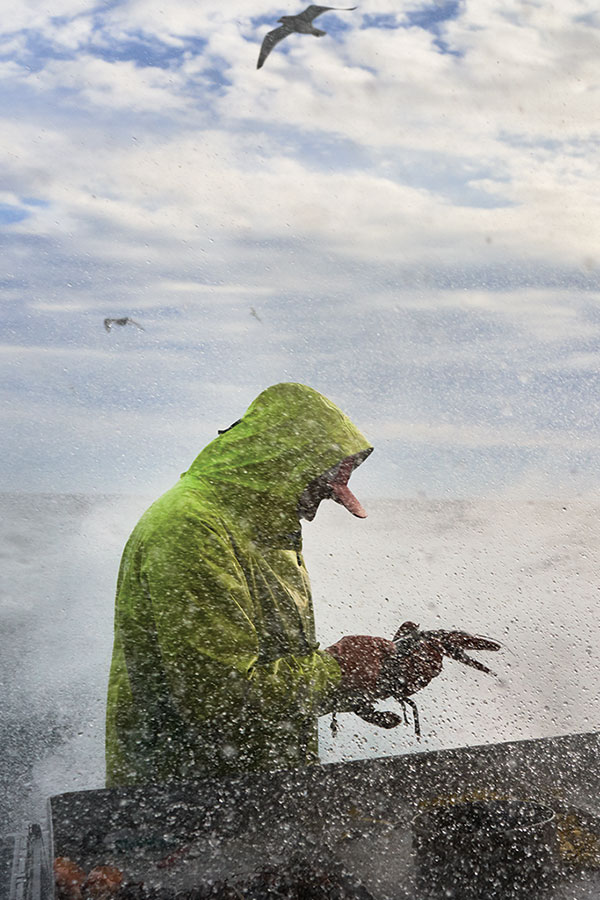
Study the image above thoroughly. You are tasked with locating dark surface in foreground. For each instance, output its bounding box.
[111,858,373,900]
[39,732,600,900]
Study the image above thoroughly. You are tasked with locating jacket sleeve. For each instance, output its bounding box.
[141,512,343,724]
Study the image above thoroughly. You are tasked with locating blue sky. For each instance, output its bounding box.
[2,0,600,497]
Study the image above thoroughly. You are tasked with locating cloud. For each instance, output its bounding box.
[157,279,276,298]
[0,0,91,35]
[1,0,600,494]
[28,54,193,112]
[365,418,600,452]
[1,120,595,285]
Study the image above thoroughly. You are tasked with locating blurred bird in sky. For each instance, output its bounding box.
[257,5,357,69]
[103,317,144,332]
[250,307,263,322]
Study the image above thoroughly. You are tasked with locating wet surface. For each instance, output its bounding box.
[47,732,600,900]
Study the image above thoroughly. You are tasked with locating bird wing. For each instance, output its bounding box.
[257,25,292,68]
[126,318,145,330]
[298,5,357,23]
[103,319,112,331]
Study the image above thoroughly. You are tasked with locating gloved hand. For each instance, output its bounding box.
[325,635,397,696]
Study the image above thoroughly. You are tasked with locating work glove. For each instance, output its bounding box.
[325,634,397,696]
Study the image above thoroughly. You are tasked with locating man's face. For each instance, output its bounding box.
[297,454,370,521]
[297,470,335,521]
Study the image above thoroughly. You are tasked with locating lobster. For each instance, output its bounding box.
[331,622,501,739]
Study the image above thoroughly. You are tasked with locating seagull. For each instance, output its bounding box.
[103,317,145,332]
[257,5,357,69]
[250,307,263,322]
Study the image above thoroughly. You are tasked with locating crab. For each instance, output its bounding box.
[332,621,501,739]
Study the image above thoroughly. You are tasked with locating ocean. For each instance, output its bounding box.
[2,491,599,833]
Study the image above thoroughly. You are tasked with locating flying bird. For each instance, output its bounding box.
[250,307,263,322]
[103,317,144,332]
[257,5,357,69]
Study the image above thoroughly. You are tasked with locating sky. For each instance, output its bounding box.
[2,0,600,497]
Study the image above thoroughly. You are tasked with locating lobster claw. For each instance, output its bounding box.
[353,701,404,729]
[426,630,501,674]
[454,633,502,652]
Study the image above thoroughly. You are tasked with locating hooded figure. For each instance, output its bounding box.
[106,383,391,786]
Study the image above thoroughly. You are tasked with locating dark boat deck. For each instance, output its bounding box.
[45,731,600,899]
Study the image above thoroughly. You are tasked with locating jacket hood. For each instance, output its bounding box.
[183,383,372,545]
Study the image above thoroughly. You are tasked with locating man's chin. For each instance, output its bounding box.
[297,499,321,522]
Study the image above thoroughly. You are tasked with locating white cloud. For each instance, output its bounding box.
[158,279,275,297]
[14,6,597,270]
[364,418,600,451]
[44,14,94,50]
[28,54,192,112]
[2,0,600,494]
[2,115,596,280]
[0,0,91,34]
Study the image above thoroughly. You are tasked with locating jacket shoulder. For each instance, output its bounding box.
[131,483,233,555]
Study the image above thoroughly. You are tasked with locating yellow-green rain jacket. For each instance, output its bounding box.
[106,383,372,786]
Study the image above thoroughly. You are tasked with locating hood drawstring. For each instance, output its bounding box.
[217,419,242,435]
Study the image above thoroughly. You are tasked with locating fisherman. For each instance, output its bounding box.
[105,382,397,786]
